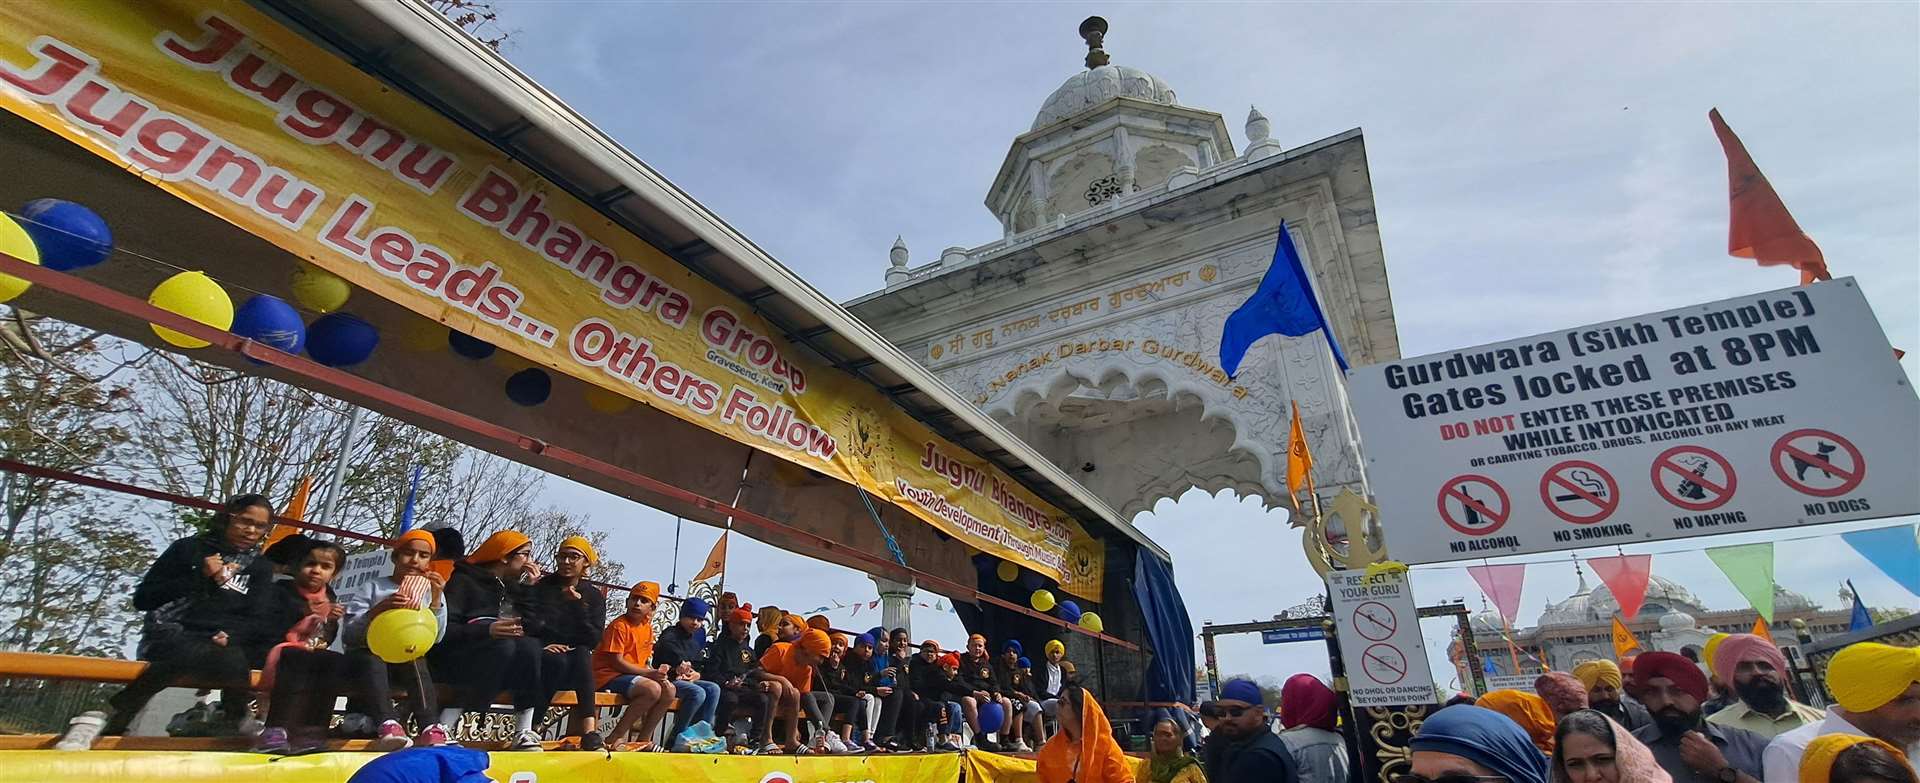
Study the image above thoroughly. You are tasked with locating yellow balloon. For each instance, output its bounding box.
[0,214,42,304]
[584,384,635,414]
[397,316,447,352]
[1078,611,1104,634]
[1030,589,1056,613]
[148,271,233,348]
[368,607,439,664]
[290,266,350,313]
[996,561,1019,583]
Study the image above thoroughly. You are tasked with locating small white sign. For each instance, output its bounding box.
[335,550,392,595]
[1483,674,1539,695]
[1326,569,1436,707]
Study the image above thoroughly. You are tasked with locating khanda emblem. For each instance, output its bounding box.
[840,407,893,484]
[1069,541,1098,584]
[1303,488,1390,577]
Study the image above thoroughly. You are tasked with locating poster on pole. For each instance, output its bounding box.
[1327,569,1436,707]
[1348,280,1919,565]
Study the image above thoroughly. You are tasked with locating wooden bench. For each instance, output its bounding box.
[0,651,679,751]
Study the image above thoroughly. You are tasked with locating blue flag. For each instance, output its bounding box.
[397,465,422,533]
[1219,221,1348,377]
[1849,580,1873,631]
[1842,524,1920,598]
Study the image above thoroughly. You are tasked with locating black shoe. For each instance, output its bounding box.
[978,738,1002,752]
[577,732,605,752]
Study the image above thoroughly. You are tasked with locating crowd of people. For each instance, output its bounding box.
[39,492,1920,783]
[50,495,1095,756]
[1399,643,1920,783]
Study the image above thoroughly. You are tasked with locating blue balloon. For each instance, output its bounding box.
[448,331,495,359]
[1058,600,1082,623]
[230,294,305,358]
[16,199,112,271]
[977,701,1005,734]
[505,368,551,406]
[307,312,378,367]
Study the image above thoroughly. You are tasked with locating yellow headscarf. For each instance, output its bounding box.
[1800,734,1911,783]
[393,529,437,556]
[1573,659,1623,691]
[1045,639,1066,658]
[1829,642,1920,713]
[465,530,530,564]
[558,534,597,566]
[1701,633,1731,677]
[1476,690,1557,754]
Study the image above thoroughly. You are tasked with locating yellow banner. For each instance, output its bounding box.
[0,0,1104,598]
[0,749,964,782]
[964,749,1151,783]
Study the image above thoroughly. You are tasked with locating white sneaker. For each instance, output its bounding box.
[1010,738,1032,753]
[53,712,106,751]
[823,734,850,754]
[237,715,265,738]
[510,729,545,751]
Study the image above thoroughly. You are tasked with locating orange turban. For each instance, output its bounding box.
[465,530,529,564]
[632,581,660,603]
[558,535,597,566]
[729,608,754,624]
[798,629,832,657]
[806,614,831,632]
[1475,690,1556,754]
[939,652,961,669]
[393,529,436,556]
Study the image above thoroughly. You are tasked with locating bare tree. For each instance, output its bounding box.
[429,0,511,51]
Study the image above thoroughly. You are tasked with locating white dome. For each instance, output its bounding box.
[1032,65,1177,130]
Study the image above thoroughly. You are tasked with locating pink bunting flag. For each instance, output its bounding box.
[1586,554,1654,619]
[1468,563,1528,625]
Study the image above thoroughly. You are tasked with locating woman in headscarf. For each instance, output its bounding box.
[1278,674,1350,783]
[1037,684,1135,783]
[1477,689,1558,755]
[1535,672,1590,719]
[1148,716,1207,783]
[1799,734,1919,783]
[1409,704,1550,783]
[1551,708,1671,783]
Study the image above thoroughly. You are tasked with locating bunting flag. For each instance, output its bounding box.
[396,465,422,533]
[1707,542,1776,622]
[1586,554,1654,620]
[1752,617,1774,643]
[1841,525,1920,598]
[1467,563,1528,625]
[1611,616,1640,659]
[1848,580,1873,631]
[1286,401,1313,512]
[1709,108,1829,284]
[262,475,313,549]
[692,532,728,582]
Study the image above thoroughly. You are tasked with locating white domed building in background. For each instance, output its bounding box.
[1450,565,1854,684]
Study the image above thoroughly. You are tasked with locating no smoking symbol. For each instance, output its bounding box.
[1772,428,1865,498]
[1539,460,1620,525]
[1651,445,1737,512]
[1436,474,1510,536]
[1360,643,1409,685]
[1352,601,1397,642]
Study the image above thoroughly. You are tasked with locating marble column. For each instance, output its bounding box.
[871,575,916,635]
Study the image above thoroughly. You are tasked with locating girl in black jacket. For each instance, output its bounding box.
[93,494,278,740]
[244,540,350,754]
[428,529,546,750]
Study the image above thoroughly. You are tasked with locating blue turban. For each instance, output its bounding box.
[1003,639,1024,655]
[866,626,888,642]
[1409,705,1549,783]
[346,746,491,783]
[1220,678,1264,705]
[1018,657,1031,669]
[681,597,710,620]
[855,633,877,648]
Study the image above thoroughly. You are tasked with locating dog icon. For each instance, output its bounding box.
[1791,441,1839,481]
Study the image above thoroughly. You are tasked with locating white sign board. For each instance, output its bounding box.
[335,550,392,595]
[1483,674,1538,695]
[1349,280,1919,564]
[1327,568,1436,707]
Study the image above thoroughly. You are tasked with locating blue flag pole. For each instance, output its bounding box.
[397,464,422,533]
[1218,220,1349,378]
[1848,580,1873,631]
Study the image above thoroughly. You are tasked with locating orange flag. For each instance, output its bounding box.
[693,532,728,582]
[1710,109,1829,285]
[262,475,313,550]
[1752,616,1774,643]
[1286,400,1313,511]
[1611,616,1641,659]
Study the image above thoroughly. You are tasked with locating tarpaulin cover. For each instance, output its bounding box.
[1132,552,1195,705]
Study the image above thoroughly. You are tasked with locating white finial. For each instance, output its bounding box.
[1246,105,1271,144]
[889,236,908,268]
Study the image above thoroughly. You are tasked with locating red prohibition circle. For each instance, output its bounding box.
[1435,474,1511,536]
[1360,643,1409,685]
[1538,459,1621,525]
[1771,428,1866,498]
[1650,445,1737,512]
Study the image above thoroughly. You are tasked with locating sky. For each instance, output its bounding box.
[485,1,1920,692]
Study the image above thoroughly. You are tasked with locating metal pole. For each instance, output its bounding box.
[315,406,364,527]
